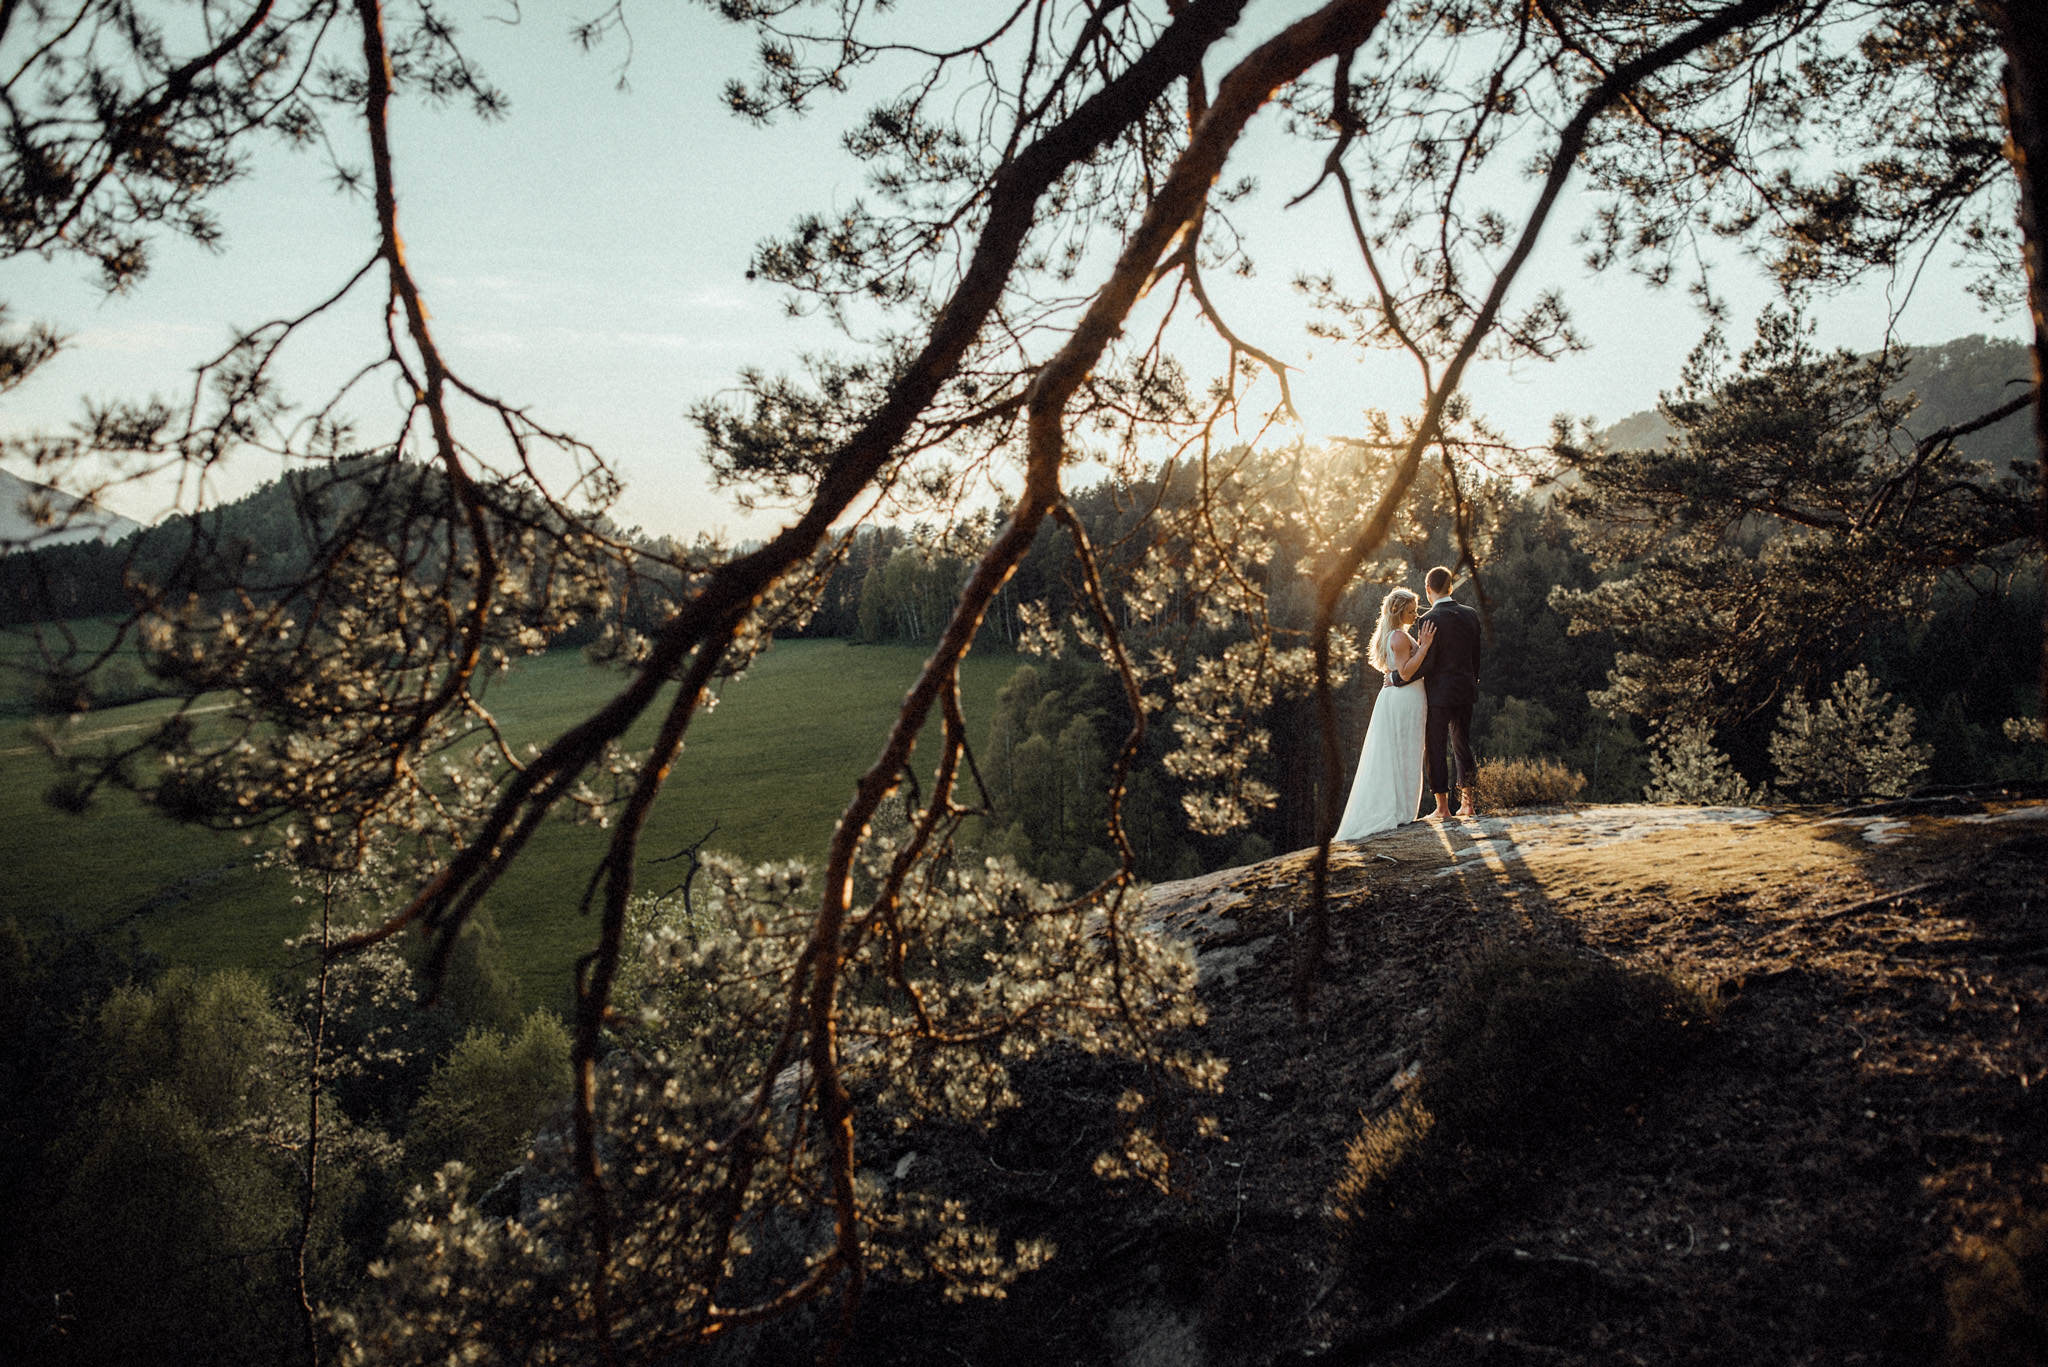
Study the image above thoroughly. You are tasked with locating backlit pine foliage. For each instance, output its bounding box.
[336,849,1218,1361]
[1555,310,2038,736]
[1645,721,1764,806]
[1769,665,1932,802]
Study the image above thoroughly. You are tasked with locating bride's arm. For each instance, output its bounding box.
[1393,622,1436,682]
[1385,632,1410,680]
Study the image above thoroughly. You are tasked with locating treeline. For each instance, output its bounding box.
[786,516,1011,646]
[0,454,658,647]
[0,456,411,627]
[1596,332,2040,474]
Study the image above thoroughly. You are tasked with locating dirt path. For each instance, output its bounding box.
[0,701,233,758]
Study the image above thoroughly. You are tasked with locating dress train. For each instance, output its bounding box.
[1333,679,1426,841]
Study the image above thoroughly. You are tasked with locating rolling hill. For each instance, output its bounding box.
[0,467,144,551]
[1593,332,2036,464]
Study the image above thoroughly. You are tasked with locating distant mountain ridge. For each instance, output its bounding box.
[1593,332,2037,465]
[0,467,144,551]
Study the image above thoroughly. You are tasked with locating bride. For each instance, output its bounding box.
[1334,588,1435,841]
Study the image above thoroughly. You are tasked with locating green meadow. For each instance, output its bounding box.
[0,632,1019,1009]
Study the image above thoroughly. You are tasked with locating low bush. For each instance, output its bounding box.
[1945,1207,2048,1367]
[1329,1093,1505,1264]
[1332,943,1714,1275]
[1645,721,1763,805]
[406,1010,571,1183]
[1473,756,1586,811]
[1771,665,1931,802]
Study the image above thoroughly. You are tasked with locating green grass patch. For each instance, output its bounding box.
[0,619,156,717]
[1,638,1017,1009]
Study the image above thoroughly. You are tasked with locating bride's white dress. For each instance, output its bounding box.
[1334,634,1426,841]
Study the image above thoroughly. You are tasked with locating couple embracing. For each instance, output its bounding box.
[1333,565,1483,842]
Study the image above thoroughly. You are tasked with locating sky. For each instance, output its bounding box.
[0,1,2026,541]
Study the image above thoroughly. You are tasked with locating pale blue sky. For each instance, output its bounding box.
[0,2,2023,538]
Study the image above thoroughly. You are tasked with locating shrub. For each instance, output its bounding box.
[419,912,524,1038]
[1645,720,1761,805]
[1770,664,1931,802]
[1332,944,1713,1274]
[1945,1208,2048,1367]
[1998,716,2048,781]
[1329,1094,1500,1264]
[406,1011,572,1183]
[35,969,307,1366]
[1473,756,1586,810]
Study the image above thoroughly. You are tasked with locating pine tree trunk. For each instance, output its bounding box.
[1983,1,2048,733]
[295,880,333,1367]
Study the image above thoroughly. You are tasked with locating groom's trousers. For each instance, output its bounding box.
[1425,702,1477,797]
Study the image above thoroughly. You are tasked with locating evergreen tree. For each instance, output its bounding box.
[1769,666,1933,802]
[1556,310,2038,741]
[405,1012,571,1186]
[40,968,307,1367]
[1645,722,1763,806]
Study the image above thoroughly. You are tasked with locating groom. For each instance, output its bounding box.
[1387,565,1483,820]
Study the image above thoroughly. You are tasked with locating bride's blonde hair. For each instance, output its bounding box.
[1367,588,1419,673]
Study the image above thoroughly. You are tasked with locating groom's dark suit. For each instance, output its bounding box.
[1389,594,1483,800]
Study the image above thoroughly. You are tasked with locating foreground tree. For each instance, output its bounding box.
[3,0,2044,1357]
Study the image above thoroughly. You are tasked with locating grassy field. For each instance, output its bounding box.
[0,633,1019,1009]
